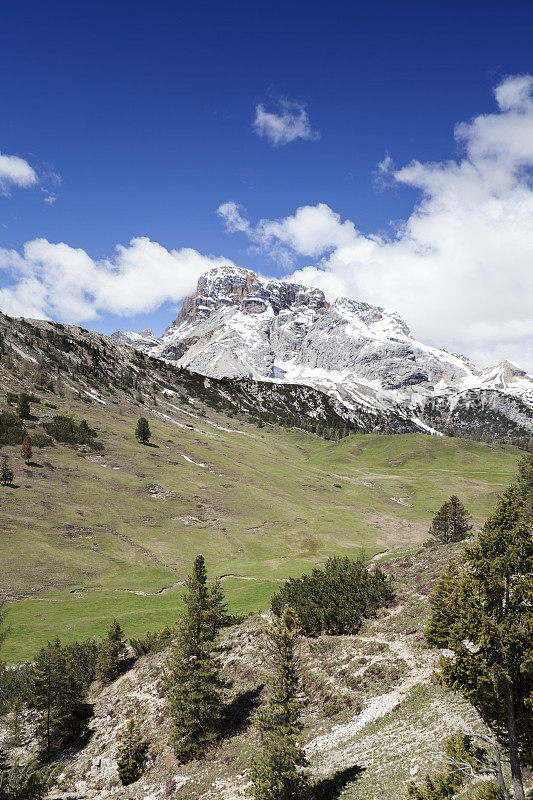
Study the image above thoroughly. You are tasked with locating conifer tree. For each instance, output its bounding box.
[135,417,151,444]
[32,638,86,758]
[16,393,31,420]
[517,451,533,524]
[428,496,472,544]
[207,579,231,638]
[165,555,224,762]
[116,720,148,785]
[0,457,13,486]
[96,620,127,685]
[426,484,533,800]
[250,608,309,800]
[21,435,32,465]
[424,561,460,648]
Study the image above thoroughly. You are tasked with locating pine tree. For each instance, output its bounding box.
[428,496,472,544]
[32,638,86,758]
[96,620,127,685]
[21,435,32,465]
[517,451,533,524]
[426,484,533,800]
[207,579,231,638]
[424,561,460,647]
[135,417,151,444]
[16,393,31,420]
[250,608,309,800]
[116,720,148,785]
[0,457,13,486]
[165,555,224,762]
[79,419,90,436]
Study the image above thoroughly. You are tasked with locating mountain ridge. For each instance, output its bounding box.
[114,265,533,439]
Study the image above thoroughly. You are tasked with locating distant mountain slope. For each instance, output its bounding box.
[115,266,533,440]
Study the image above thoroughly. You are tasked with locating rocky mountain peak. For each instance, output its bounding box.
[333,297,411,338]
[113,265,533,433]
[174,265,328,326]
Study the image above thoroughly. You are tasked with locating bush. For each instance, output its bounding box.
[0,410,25,445]
[42,415,101,449]
[31,433,54,448]
[129,626,173,658]
[271,556,394,636]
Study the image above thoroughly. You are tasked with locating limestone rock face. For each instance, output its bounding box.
[113,265,533,432]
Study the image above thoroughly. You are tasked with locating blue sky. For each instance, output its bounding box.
[1,0,533,369]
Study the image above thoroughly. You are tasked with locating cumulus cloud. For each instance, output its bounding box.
[253,99,320,146]
[0,237,238,323]
[224,75,533,372]
[0,152,38,195]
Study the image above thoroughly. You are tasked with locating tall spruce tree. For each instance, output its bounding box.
[165,556,224,762]
[135,417,151,445]
[428,496,472,544]
[425,484,533,800]
[32,638,86,759]
[96,620,127,685]
[250,608,309,800]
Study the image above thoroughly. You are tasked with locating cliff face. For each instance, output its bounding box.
[113,266,533,436]
[174,266,328,325]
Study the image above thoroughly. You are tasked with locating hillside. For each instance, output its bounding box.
[2,542,528,800]
[0,313,523,662]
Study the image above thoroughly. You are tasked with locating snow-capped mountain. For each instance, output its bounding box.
[113,266,533,436]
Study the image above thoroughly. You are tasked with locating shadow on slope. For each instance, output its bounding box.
[311,765,365,800]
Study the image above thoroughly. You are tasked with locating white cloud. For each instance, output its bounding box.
[224,75,533,372]
[0,237,238,323]
[253,99,320,146]
[0,152,38,195]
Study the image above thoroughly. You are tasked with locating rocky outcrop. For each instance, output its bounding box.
[113,266,533,436]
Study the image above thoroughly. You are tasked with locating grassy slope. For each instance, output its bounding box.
[34,542,528,800]
[0,385,521,662]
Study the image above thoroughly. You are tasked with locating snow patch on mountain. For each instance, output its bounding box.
[113,266,533,434]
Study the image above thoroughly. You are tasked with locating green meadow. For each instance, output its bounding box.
[0,389,521,661]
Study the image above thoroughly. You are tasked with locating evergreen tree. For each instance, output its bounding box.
[0,760,53,800]
[517,451,533,524]
[96,620,127,685]
[426,484,533,800]
[116,720,148,785]
[424,561,460,648]
[16,393,31,420]
[79,419,90,436]
[165,555,224,762]
[0,457,13,486]
[406,731,506,799]
[32,638,86,758]
[250,607,308,800]
[21,435,32,465]
[428,496,472,544]
[135,417,151,444]
[207,579,231,637]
